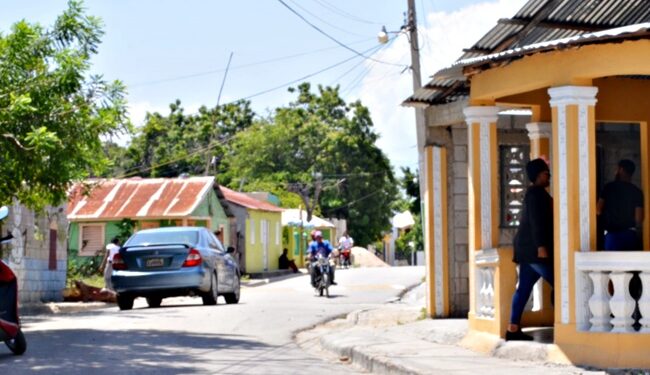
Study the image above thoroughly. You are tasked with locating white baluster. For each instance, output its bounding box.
[481,268,490,316]
[638,271,650,333]
[609,271,635,333]
[486,268,495,318]
[588,271,612,332]
[477,268,486,317]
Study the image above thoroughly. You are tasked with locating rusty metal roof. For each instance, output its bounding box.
[67,176,216,220]
[220,186,284,213]
[404,0,650,106]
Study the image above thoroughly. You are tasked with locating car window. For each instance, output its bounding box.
[126,230,198,246]
[206,230,225,252]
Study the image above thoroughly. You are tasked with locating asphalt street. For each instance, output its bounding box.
[0,266,424,374]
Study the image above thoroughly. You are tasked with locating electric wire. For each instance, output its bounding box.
[277,0,408,68]
[129,37,376,88]
[311,0,385,25]
[286,0,369,38]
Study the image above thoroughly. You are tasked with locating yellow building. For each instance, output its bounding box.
[405,0,650,369]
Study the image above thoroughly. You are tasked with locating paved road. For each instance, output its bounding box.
[1,266,424,374]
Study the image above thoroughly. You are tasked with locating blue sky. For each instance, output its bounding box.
[0,0,524,172]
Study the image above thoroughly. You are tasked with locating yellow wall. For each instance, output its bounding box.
[245,210,283,274]
[470,39,650,102]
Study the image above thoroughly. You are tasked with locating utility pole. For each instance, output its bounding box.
[406,0,427,201]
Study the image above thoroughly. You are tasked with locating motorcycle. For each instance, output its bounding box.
[339,247,351,269]
[312,253,332,298]
[0,206,26,355]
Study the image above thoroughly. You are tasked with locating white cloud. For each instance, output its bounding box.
[354,0,525,172]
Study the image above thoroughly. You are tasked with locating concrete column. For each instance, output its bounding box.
[526,122,552,160]
[423,145,449,317]
[548,85,598,325]
[464,106,500,251]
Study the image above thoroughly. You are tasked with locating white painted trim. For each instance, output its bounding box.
[525,122,552,140]
[578,104,591,252]
[548,86,598,107]
[463,106,499,125]
[479,124,492,249]
[557,104,570,324]
[575,251,650,272]
[432,147,444,315]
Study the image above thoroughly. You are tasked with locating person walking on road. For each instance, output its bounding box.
[597,159,644,250]
[506,158,554,341]
[100,237,121,291]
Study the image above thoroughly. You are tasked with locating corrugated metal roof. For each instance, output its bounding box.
[67,176,216,220]
[220,186,284,213]
[282,209,335,228]
[404,0,650,106]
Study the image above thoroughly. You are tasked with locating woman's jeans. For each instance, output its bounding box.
[510,262,554,325]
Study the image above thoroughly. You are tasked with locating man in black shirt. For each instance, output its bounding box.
[597,159,644,250]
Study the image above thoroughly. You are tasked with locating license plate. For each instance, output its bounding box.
[146,258,164,268]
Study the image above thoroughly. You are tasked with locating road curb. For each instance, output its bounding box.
[21,301,112,316]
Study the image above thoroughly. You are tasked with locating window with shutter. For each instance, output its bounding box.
[79,224,105,256]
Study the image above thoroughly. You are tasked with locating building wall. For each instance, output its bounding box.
[245,210,283,274]
[68,221,121,255]
[1,203,68,303]
[191,189,231,247]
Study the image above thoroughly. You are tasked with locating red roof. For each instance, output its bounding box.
[67,177,215,220]
[220,186,284,212]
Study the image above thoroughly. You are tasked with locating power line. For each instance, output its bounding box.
[128,38,376,88]
[236,43,386,102]
[287,0,369,38]
[277,0,408,68]
[311,0,384,25]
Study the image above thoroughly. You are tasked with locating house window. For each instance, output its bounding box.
[79,224,104,256]
[500,145,530,228]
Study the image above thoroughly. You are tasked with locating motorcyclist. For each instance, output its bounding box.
[308,231,337,287]
[337,231,353,266]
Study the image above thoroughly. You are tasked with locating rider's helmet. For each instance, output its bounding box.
[314,230,323,239]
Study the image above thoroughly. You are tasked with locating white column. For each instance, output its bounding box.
[609,271,636,333]
[638,271,650,333]
[525,122,552,159]
[463,106,500,250]
[548,86,598,325]
[588,271,612,332]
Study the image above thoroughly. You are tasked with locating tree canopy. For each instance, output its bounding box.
[223,83,397,245]
[114,99,254,178]
[0,0,128,209]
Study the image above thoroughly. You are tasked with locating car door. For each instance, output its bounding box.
[205,230,232,290]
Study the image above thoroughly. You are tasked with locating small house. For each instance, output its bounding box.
[220,187,284,274]
[67,176,232,258]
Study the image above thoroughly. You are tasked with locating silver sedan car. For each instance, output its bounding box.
[112,227,240,310]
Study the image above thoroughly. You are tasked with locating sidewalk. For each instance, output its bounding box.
[296,284,618,375]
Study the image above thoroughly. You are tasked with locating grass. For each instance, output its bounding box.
[418,307,428,321]
[69,274,105,289]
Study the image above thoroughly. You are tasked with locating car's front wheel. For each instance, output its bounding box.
[224,276,240,304]
[202,272,218,305]
[117,294,134,310]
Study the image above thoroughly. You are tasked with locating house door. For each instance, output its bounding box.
[261,219,269,271]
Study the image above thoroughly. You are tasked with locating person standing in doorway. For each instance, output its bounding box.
[506,158,554,341]
[597,159,644,250]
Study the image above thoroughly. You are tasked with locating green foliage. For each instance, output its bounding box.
[67,248,102,283]
[395,213,423,262]
[223,83,397,246]
[400,167,421,215]
[115,99,254,178]
[116,218,136,242]
[0,0,129,209]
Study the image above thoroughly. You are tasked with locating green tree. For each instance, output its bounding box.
[119,99,254,178]
[224,83,397,245]
[0,0,129,209]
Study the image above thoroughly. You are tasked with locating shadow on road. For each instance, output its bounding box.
[0,328,268,374]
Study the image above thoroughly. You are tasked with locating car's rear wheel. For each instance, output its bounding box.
[224,276,240,304]
[202,273,218,305]
[117,294,134,311]
[146,296,162,308]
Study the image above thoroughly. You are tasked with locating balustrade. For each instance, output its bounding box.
[575,252,650,333]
